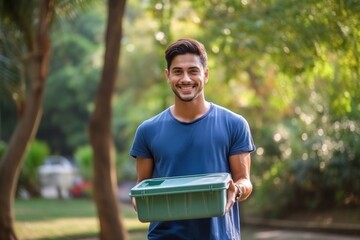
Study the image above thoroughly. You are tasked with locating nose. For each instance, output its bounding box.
[182,73,191,82]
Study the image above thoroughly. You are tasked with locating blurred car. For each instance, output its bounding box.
[38,156,77,199]
[118,181,135,203]
[70,180,92,198]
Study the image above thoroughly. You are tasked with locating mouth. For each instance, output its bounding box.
[178,85,195,94]
[178,84,195,89]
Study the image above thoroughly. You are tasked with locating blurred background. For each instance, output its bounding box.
[0,0,359,239]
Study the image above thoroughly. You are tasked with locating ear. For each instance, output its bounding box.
[165,69,170,83]
[204,68,209,83]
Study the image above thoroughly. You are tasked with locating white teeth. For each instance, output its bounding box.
[179,85,194,88]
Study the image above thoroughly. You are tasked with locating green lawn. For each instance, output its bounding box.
[16,199,355,240]
[14,198,148,240]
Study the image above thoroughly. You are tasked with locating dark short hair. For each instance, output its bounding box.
[165,38,208,70]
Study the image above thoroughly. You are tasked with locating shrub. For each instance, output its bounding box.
[252,113,360,217]
[0,141,7,159]
[18,140,50,197]
[74,145,93,181]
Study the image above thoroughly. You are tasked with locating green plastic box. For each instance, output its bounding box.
[130,172,231,222]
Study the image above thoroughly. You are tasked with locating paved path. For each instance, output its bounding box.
[243,226,360,240]
[82,228,360,240]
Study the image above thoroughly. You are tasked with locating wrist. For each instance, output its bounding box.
[234,183,243,201]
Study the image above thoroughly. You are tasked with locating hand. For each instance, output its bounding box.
[131,197,137,212]
[225,179,237,212]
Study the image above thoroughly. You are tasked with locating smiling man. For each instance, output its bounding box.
[130,38,256,240]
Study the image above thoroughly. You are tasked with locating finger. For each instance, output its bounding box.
[131,197,137,212]
[225,197,235,212]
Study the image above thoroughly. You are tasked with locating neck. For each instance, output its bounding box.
[171,97,210,122]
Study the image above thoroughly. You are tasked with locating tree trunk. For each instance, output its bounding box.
[0,1,53,239]
[88,0,128,239]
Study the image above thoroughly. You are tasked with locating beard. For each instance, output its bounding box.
[172,87,202,102]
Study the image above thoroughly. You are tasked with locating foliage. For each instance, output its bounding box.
[35,6,105,155]
[0,0,31,117]
[17,140,50,197]
[74,145,93,181]
[288,106,360,208]
[0,141,6,158]
[182,0,360,216]
[1,0,359,219]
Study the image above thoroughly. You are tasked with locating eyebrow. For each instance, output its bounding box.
[171,66,200,71]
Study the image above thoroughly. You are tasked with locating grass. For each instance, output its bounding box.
[14,198,148,240]
[15,198,358,240]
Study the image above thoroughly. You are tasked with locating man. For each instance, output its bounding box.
[130,38,255,240]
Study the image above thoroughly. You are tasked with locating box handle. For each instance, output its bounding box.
[146,179,165,186]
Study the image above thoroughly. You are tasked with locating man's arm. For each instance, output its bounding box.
[131,157,154,210]
[225,152,253,211]
[135,156,154,182]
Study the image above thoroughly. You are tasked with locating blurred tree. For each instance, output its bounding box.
[88,0,128,239]
[36,1,165,158]
[0,1,53,238]
[0,0,97,238]
[37,9,105,155]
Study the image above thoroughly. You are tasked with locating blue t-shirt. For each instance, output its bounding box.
[130,103,255,240]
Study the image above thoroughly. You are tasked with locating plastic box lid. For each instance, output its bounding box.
[130,172,230,197]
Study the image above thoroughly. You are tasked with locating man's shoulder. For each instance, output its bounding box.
[140,108,171,127]
[211,103,244,119]
[210,103,251,130]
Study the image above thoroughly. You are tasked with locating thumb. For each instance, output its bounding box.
[225,179,236,212]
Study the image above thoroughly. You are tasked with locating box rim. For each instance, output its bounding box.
[129,172,230,197]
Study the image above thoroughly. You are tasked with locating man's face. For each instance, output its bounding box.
[165,53,208,102]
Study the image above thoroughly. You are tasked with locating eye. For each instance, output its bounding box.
[189,69,200,75]
[172,69,182,75]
